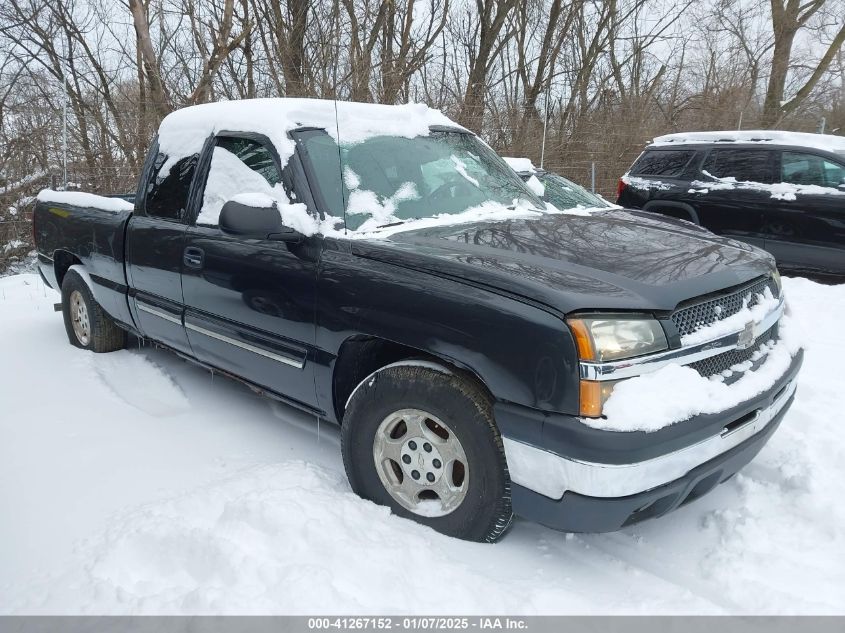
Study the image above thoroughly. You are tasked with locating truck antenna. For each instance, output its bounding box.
[540,80,551,169]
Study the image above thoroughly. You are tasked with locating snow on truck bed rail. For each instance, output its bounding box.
[652,130,845,154]
[36,190,134,213]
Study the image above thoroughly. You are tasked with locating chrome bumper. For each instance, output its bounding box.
[503,376,797,500]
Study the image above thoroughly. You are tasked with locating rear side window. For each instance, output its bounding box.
[145,153,198,220]
[781,151,845,188]
[701,148,773,183]
[630,150,694,177]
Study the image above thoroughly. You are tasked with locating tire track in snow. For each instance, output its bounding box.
[580,531,742,613]
[89,351,191,417]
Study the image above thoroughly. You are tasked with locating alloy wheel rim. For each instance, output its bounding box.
[69,290,90,345]
[372,408,469,517]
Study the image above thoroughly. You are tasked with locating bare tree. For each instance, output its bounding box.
[456,0,519,132]
[763,0,845,125]
[128,0,171,119]
[379,0,449,104]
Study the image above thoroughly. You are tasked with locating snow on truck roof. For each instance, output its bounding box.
[157,98,463,171]
[651,130,845,154]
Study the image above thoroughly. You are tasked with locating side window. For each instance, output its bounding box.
[197,137,283,226]
[145,153,198,220]
[630,150,694,177]
[701,149,773,183]
[781,151,845,188]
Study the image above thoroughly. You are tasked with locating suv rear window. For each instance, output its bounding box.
[701,148,774,183]
[630,150,694,177]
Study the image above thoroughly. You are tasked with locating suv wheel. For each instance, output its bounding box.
[341,363,513,542]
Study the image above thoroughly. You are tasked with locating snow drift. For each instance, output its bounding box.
[1,274,844,614]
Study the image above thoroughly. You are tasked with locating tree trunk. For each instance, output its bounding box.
[128,0,171,120]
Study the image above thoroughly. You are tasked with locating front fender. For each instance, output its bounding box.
[314,247,580,422]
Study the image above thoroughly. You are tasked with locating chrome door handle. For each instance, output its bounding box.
[183,247,204,269]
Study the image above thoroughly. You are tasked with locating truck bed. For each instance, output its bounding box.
[33,190,136,330]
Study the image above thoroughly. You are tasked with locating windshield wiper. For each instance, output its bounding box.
[376,219,416,228]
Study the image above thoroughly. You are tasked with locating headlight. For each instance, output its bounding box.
[567,317,668,362]
[568,316,668,417]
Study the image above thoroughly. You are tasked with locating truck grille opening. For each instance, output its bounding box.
[671,276,778,337]
[687,325,777,381]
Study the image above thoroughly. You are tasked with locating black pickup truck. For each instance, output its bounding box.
[33,98,803,542]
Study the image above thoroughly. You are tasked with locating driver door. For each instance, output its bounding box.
[181,134,323,411]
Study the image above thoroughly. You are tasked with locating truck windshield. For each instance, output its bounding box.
[298,130,545,232]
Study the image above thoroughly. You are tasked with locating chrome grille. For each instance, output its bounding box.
[671,276,778,337]
[688,325,777,380]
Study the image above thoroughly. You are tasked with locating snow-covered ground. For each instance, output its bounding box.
[1,273,844,614]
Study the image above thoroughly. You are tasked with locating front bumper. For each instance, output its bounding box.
[500,349,802,532]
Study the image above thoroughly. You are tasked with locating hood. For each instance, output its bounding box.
[350,210,776,315]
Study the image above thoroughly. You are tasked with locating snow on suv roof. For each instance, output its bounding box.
[651,130,845,154]
[157,98,463,172]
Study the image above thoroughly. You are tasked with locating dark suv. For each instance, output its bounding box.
[617,131,845,279]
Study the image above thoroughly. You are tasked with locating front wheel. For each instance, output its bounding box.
[341,364,513,542]
[61,269,126,353]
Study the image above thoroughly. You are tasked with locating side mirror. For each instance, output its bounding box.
[219,197,302,242]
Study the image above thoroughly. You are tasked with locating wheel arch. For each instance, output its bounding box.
[643,200,700,224]
[332,335,493,424]
[53,250,83,288]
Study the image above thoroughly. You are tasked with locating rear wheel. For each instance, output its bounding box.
[342,364,512,542]
[61,269,126,352]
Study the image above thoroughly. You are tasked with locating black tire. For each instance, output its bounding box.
[342,364,513,542]
[61,269,126,353]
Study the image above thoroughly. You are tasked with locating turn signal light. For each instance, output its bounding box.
[568,318,596,361]
[579,379,619,418]
[580,380,602,417]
